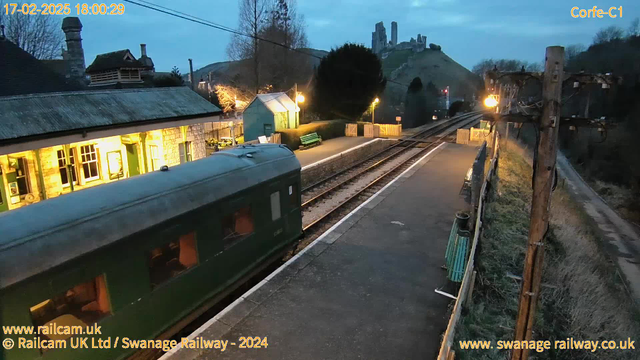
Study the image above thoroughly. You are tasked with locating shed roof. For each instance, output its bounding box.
[248,92,299,114]
[0,87,221,143]
[85,49,146,73]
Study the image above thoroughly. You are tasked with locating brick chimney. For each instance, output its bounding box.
[61,17,86,84]
[140,44,147,57]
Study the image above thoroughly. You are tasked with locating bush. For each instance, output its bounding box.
[278,120,347,149]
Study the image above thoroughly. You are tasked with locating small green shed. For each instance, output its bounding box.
[242,93,298,142]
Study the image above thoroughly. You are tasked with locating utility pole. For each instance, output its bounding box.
[511,46,564,360]
[188,58,194,91]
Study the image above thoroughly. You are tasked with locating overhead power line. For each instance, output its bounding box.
[123,0,409,87]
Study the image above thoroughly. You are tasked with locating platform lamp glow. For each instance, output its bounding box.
[372,97,380,124]
[483,95,498,108]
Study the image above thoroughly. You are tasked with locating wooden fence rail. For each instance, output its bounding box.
[437,132,500,360]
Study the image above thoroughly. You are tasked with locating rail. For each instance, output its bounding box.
[437,131,500,360]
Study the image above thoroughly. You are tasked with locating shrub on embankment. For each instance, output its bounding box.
[453,144,640,360]
[278,120,347,150]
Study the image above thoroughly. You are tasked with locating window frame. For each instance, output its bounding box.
[149,144,160,171]
[221,205,254,249]
[29,274,112,343]
[80,144,100,181]
[15,157,31,195]
[147,231,199,290]
[270,191,281,221]
[179,141,192,164]
[57,148,78,187]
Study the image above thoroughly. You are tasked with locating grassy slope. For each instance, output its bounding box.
[454,144,640,360]
[382,49,481,102]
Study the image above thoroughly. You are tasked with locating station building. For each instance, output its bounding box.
[0,87,222,213]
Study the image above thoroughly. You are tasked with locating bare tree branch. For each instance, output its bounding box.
[0,1,64,59]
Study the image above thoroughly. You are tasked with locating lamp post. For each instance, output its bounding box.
[372,97,380,124]
[296,93,305,127]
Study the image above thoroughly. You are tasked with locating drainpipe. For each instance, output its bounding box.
[33,149,47,200]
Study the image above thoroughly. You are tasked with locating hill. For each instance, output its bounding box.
[186,48,329,86]
[379,48,482,121]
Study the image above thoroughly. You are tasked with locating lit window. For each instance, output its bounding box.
[149,145,160,171]
[57,149,78,186]
[80,145,99,180]
[179,141,192,164]
[222,206,254,248]
[148,232,198,288]
[15,157,31,195]
[270,192,281,221]
[29,275,111,340]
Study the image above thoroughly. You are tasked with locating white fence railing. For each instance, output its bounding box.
[437,132,500,360]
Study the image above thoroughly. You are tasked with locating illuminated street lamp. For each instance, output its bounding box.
[484,95,498,108]
[295,92,305,127]
[372,97,380,124]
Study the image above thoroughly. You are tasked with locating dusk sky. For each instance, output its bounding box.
[62,0,637,73]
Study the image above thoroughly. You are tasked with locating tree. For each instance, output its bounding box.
[628,18,639,37]
[472,59,542,77]
[404,77,428,128]
[312,43,386,120]
[565,44,586,68]
[227,0,269,93]
[258,0,309,90]
[0,1,64,59]
[593,25,624,44]
[153,66,184,87]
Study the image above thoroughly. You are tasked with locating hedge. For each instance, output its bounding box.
[278,120,348,149]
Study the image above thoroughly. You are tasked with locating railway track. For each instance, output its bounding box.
[297,112,483,248]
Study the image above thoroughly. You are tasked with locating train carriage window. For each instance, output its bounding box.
[29,275,111,340]
[148,232,197,289]
[289,184,298,208]
[271,192,281,221]
[222,206,254,248]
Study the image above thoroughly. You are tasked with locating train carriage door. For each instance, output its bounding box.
[0,166,8,212]
[125,144,140,177]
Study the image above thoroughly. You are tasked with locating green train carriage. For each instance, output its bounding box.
[0,144,302,360]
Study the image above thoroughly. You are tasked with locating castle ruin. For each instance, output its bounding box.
[371,21,426,55]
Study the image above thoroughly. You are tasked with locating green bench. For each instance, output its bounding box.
[299,132,322,149]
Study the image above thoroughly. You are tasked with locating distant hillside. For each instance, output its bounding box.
[381,48,482,115]
[186,48,328,85]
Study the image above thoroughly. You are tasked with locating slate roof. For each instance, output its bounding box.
[0,87,222,144]
[85,49,146,73]
[41,59,68,76]
[0,37,81,96]
[248,92,299,113]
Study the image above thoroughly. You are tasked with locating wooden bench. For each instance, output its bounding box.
[299,132,322,149]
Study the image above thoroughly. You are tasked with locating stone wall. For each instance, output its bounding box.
[301,139,393,188]
[162,124,206,167]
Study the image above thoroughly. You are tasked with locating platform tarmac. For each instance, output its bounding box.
[164,142,480,360]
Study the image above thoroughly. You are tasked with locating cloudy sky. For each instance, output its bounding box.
[64,0,637,73]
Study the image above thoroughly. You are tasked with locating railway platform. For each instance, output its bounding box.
[163,142,480,360]
[295,136,374,168]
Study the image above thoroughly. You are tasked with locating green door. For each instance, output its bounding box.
[0,172,9,212]
[126,144,140,177]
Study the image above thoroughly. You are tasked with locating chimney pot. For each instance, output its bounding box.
[140,44,147,57]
